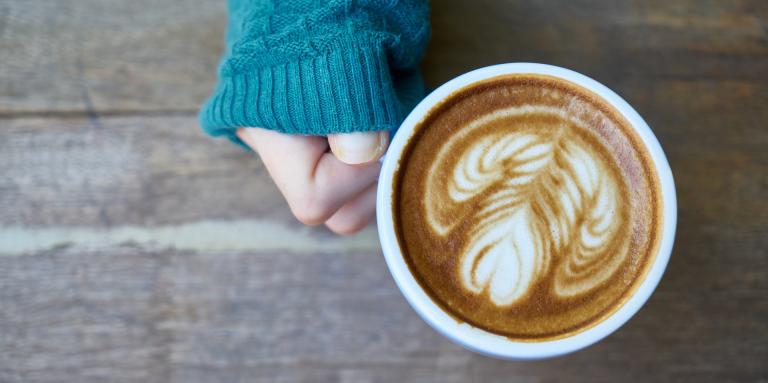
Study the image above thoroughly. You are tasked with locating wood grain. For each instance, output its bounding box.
[0,116,287,227]
[1,0,767,382]
[0,245,765,382]
[423,0,768,87]
[0,0,225,114]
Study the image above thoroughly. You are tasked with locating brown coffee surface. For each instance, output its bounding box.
[392,74,662,341]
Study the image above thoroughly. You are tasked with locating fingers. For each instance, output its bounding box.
[328,130,389,165]
[325,183,378,235]
[238,127,381,226]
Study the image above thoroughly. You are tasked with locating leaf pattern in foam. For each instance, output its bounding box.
[425,107,630,306]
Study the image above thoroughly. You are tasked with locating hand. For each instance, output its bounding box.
[237,127,389,235]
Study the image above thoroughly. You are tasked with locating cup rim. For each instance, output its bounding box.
[376,63,677,360]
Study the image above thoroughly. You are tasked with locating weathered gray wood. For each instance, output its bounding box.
[0,116,289,227]
[0,0,225,114]
[0,245,765,382]
[2,0,766,114]
[0,106,766,381]
[1,0,767,382]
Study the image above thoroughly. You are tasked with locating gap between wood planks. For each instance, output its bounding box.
[0,109,199,119]
[0,220,380,256]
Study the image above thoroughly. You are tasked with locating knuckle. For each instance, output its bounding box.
[289,191,334,225]
[327,217,368,235]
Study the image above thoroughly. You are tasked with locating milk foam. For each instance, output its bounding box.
[425,106,629,306]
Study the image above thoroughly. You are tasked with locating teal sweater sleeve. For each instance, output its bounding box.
[200,0,431,146]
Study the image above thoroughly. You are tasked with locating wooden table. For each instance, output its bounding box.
[1,1,766,382]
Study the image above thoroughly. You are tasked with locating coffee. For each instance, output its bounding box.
[392,74,662,341]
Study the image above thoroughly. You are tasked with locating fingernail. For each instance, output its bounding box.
[329,131,389,165]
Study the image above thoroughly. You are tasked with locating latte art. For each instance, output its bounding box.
[393,74,662,340]
[425,106,630,307]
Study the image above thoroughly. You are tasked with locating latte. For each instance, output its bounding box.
[392,74,662,341]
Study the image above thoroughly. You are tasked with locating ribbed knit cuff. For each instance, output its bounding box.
[200,40,403,147]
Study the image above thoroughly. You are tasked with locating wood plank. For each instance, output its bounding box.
[423,0,768,87]
[3,78,767,231]
[0,245,764,382]
[0,116,289,227]
[0,0,225,114]
[0,103,766,380]
[2,0,766,114]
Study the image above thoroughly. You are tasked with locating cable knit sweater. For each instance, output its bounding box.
[200,0,430,146]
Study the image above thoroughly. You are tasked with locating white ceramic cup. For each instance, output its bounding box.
[376,63,677,359]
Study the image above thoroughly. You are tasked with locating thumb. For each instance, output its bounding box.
[328,130,389,165]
